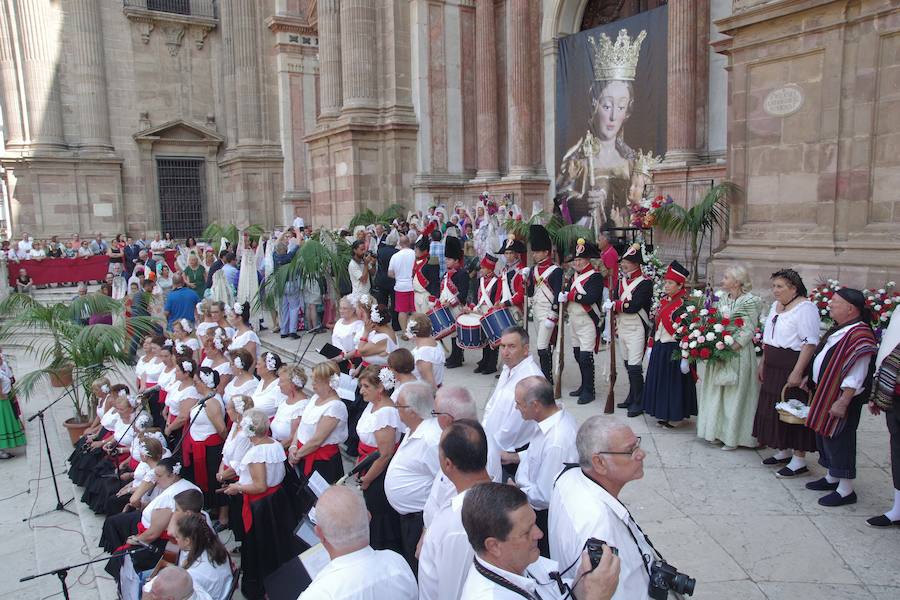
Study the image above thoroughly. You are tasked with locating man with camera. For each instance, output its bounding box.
[349,239,375,296]
[459,482,620,600]
[549,416,694,600]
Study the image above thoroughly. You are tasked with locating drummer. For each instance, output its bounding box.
[463,254,501,376]
[525,224,563,384]
[413,222,440,314]
[497,234,526,324]
[436,236,469,369]
[557,238,605,405]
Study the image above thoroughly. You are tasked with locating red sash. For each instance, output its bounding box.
[242,484,282,533]
[295,441,339,477]
[356,442,379,476]
[182,431,225,491]
[158,389,168,405]
[114,518,169,552]
[127,457,140,470]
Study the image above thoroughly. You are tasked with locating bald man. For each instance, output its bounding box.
[301,486,417,600]
[143,565,211,600]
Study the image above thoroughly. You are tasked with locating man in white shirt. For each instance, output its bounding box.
[388,234,416,330]
[348,240,373,296]
[481,327,544,460]
[300,486,417,600]
[423,386,503,528]
[143,565,212,600]
[550,415,656,600]
[16,232,32,259]
[292,215,305,230]
[418,419,491,600]
[384,382,442,570]
[511,376,578,557]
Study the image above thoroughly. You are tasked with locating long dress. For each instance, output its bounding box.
[696,293,764,447]
[642,291,697,423]
[0,371,25,450]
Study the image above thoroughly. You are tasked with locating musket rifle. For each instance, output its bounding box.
[604,266,618,414]
[553,268,573,400]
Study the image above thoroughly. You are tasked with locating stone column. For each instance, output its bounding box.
[318,0,342,117]
[15,0,66,149]
[65,0,112,152]
[232,0,262,142]
[0,2,25,145]
[475,0,499,179]
[663,0,698,165]
[507,0,532,176]
[340,0,377,112]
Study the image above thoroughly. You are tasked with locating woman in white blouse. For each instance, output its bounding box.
[332,296,364,372]
[288,361,348,483]
[252,352,287,419]
[172,319,201,362]
[156,339,179,411]
[753,268,821,478]
[223,409,303,599]
[407,313,446,388]
[116,434,169,514]
[172,512,233,600]
[226,301,260,360]
[271,365,309,448]
[355,365,403,552]
[201,327,233,394]
[163,359,201,448]
[134,336,156,390]
[186,367,228,525]
[217,393,254,543]
[353,303,399,369]
[387,348,418,403]
[223,349,258,411]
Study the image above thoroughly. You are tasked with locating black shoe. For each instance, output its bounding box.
[657,420,674,429]
[762,456,791,466]
[280,333,289,338]
[818,491,857,507]
[569,389,582,397]
[495,373,501,379]
[474,364,484,373]
[865,514,900,528]
[577,395,595,405]
[627,407,644,418]
[775,465,809,478]
[617,401,630,409]
[805,477,839,492]
[482,368,497,375]
[259,325,268,332]
[446,361,462,369]
[290,333,301,339]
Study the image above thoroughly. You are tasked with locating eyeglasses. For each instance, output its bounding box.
[396,404,415,411]
[430,410,453,419]
[594,436,642,458]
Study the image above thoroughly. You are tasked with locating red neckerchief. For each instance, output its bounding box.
[535,257,554,277]
[657,288,686,336]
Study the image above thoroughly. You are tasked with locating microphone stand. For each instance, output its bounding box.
[296,328,318,365]
[25,387,78,521]
[170,393,217,457]
[19,546,149,600]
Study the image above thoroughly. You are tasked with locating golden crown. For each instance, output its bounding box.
[588,28,647,81]
[633,150,662,177]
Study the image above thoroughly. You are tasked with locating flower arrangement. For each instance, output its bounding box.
[479,191,499,217]
[630,194,673,229]
[637,244,666,320]
[809,279,841,320]
[673,287,745,364]
[808,278,898,340]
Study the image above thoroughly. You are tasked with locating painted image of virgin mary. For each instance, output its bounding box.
[556,29,647,229]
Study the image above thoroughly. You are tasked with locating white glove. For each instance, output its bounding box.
[644,347,652,363]
[557,291,568,304]
[521,267,531,279]
[542,318,556,330]
[680,359,690,375]
[602,300,614,312]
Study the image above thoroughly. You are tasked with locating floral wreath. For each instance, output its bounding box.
[378,367,395,391]
[265,353,277,372]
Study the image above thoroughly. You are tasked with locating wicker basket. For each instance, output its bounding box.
[777,384,807,425]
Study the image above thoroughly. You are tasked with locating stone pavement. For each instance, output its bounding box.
[2,326,898,599]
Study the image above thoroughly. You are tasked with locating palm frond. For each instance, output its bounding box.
[550,224,595,258]
[502,211,552,241]
[258,237,351,311]
[378,204,407,225]
[349,209,378,230]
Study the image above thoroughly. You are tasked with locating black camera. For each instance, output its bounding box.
[585,538,618,570]
[648,559,695,599]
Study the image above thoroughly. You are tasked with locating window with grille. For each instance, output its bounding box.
[156,158,206,240]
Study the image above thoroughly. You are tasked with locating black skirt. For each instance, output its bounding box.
[240,486,305,600]
[363,468,402,553]
[642,341,697,422]
[753,345,818,452]
[68,437,108,486]
[184,441,226,510]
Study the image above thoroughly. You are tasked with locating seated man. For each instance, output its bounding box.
[142,565,212,600]
[300,486,417,600]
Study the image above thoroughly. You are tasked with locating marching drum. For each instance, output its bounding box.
[481,306,516,348]
[455,313,485,350]
[427,305,456,340]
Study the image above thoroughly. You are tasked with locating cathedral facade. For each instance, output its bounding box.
[0,0,898,287]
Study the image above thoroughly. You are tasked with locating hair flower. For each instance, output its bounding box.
[233,302,244,315]
[265,353,277,372]
[179,318,193,333]
[329,373,341,391]
[291,375,304,389]
[232,396,246,415]
[181,360,194,374]
[233,356,245,371]
[199,371,216,388]
[239,416,255,437]
[378,367,395,391]
[164,339,174,348]
[172,462,182,475]
[100,384,110,394]
[370,306,382,323]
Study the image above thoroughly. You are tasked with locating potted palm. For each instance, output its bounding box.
[652,182,740,287]
[0,293,159,443]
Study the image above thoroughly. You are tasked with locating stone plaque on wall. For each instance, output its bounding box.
[763,84,804,117]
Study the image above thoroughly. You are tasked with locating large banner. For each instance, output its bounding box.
[555,6,668,230]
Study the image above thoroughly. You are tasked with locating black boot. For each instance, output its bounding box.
[537,348,553,385]
[482,347,498,375]
[568,346,582,397]
[626,365,645,417]
[617,361,633,409]
[446,340,464,368]
[577,351,595,405]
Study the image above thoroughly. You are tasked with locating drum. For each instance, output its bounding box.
[427,306,456,340]
[455,313,485,350]
[481,307,516,348]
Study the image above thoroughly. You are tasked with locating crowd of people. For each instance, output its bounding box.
[7,201,899,600]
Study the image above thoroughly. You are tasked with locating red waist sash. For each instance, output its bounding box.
[158,389,168,405]
[114,519,169,552]
[356,442,378,475]
[127,457,140,470]
[182,431,225,491]
[294,441,339,477]
[242,484,282,533]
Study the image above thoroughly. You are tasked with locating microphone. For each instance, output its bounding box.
[140,385,161,396]
[336,450,381,485]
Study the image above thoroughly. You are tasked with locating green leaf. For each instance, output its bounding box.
[348,210,378,230]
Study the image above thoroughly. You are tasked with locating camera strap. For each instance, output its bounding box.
[472,557,546,600]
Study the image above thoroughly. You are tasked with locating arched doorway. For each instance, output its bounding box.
[580,0,667,31]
